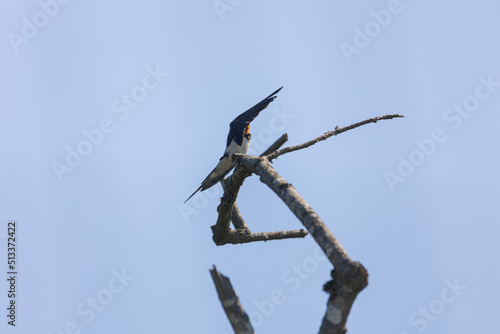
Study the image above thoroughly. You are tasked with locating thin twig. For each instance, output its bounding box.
[266,114,404,161]
[260,133,288,156]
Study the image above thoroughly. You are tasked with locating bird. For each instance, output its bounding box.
[185,86,283,203]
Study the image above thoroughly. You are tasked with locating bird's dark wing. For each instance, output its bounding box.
[226,86,283,147]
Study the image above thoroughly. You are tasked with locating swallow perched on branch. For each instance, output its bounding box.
[185,86,283,203]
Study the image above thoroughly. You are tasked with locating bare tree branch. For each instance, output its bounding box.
[223,228,308,245]
[231,202,250,231]
[231,153,368,334]
[231,154,354,269]
[212,162,251,243]
[210,266,254,334]
[260,133,288,156]
[230,202,307,242]
[266,114,404,161]
[320,265,368,334]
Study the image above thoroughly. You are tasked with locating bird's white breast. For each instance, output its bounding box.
[225,136,250,157]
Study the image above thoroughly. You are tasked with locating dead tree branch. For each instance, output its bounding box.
[210,266,254,334]
[260,133,288,156]
[232,153,368,333]
[222,228,308,245]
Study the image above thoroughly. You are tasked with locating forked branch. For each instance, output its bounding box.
[210,114,403,333]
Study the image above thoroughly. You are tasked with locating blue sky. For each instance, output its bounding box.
[1,1,499,333]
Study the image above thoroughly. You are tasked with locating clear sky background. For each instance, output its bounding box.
[1,1,499,333]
